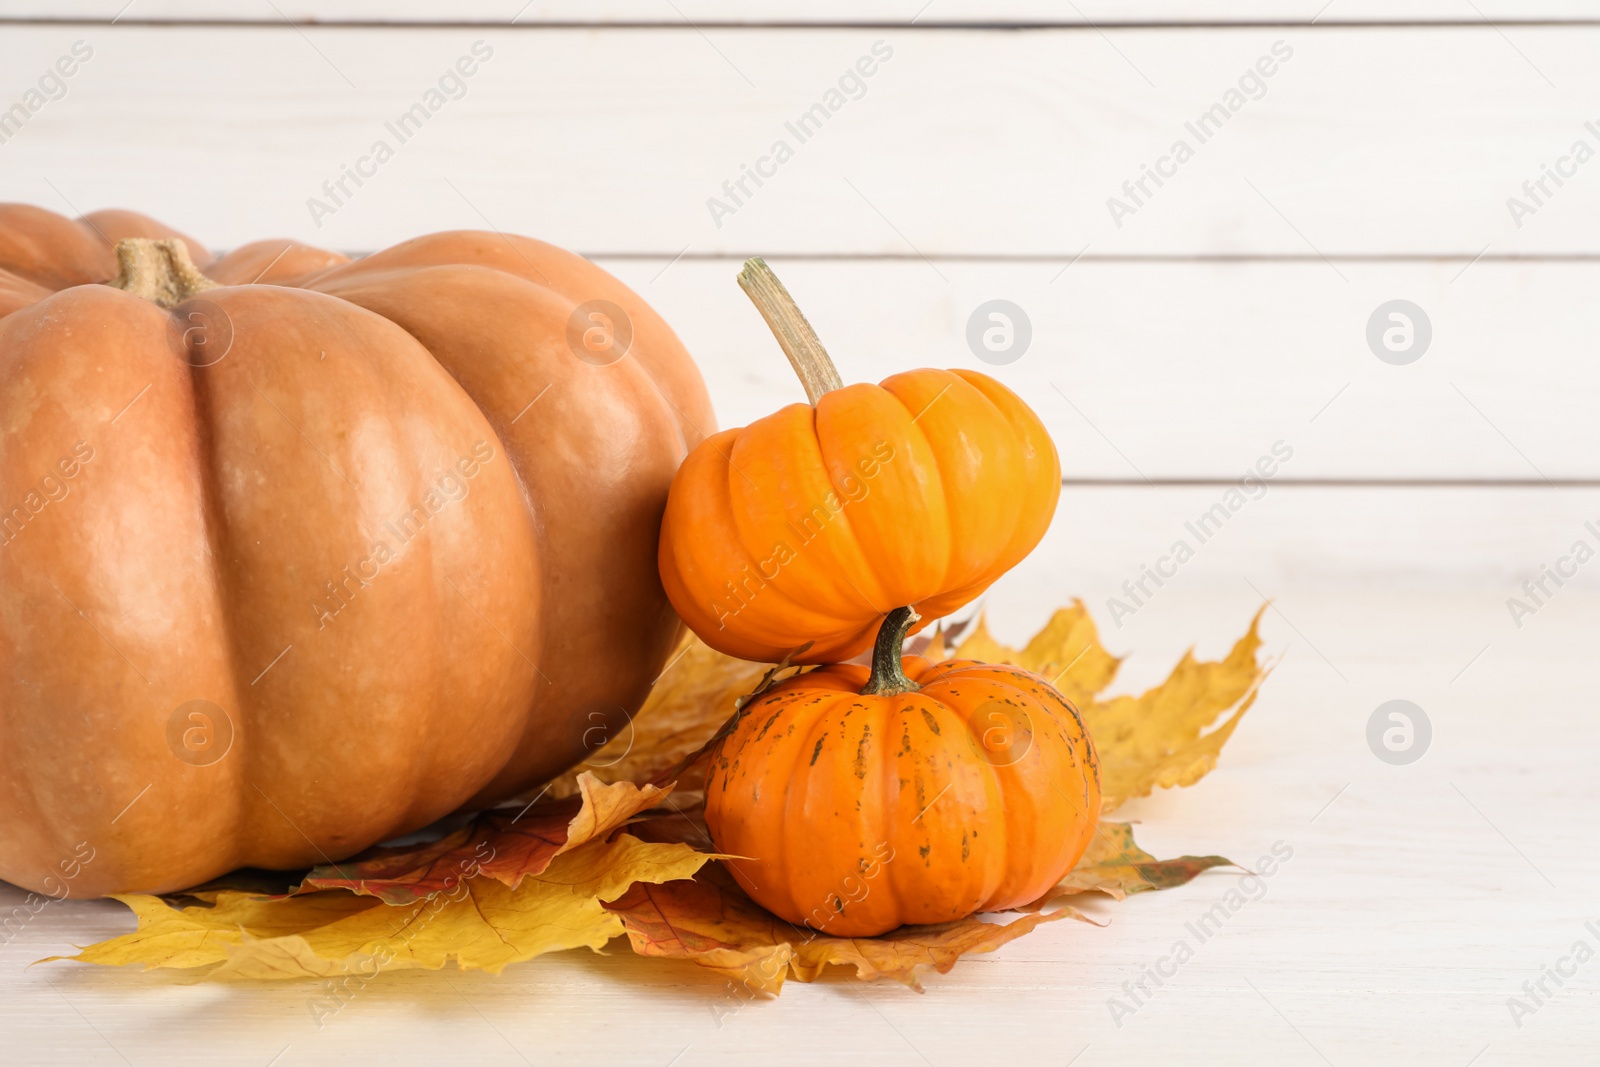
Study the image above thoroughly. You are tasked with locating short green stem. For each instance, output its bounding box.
[860,607,921,696]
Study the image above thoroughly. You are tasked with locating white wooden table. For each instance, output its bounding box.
[7,569,1598,1065]
[2,3,1598,1063]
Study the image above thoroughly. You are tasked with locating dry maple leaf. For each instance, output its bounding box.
[605,861,1090,994]
[1038,820,1236,903]
[952,601,1125,710]
[618,802,1225,990]
[1082,608,1268,812]
[46,834,710,979]
[297,773,670,904]
[951,603,1268,813]
[542,634,776,796]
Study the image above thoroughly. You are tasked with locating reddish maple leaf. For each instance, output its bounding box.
[299,774,670,904]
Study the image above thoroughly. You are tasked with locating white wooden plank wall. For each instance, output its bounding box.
[0,14,1594,490]
[608,258,1600,482]
[0,25,1596,258]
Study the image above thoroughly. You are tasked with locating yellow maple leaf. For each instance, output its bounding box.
[1045,820,1236,902]
[552,598,1262,816]
[951,601,1124,709]
[953,603,1267,813]
[544,636,773,796]
[1083,608,1268,811]
[47,835,709,979]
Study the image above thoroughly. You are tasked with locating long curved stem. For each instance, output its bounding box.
[737,257,844,405]
[860,607,922,696]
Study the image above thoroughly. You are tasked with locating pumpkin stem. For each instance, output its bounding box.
[106,238,218,309]
[861,606,922,696]
[738,257,845,405]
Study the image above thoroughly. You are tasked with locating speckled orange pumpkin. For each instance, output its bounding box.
[703,608,1100,936]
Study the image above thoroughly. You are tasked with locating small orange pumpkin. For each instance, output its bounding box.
[658,259,1060,664]
[703,607,1100,936]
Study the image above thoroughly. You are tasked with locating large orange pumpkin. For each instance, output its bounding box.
[0,204,712,897]
[703,607,1100,936]
[659,259,1060,664]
